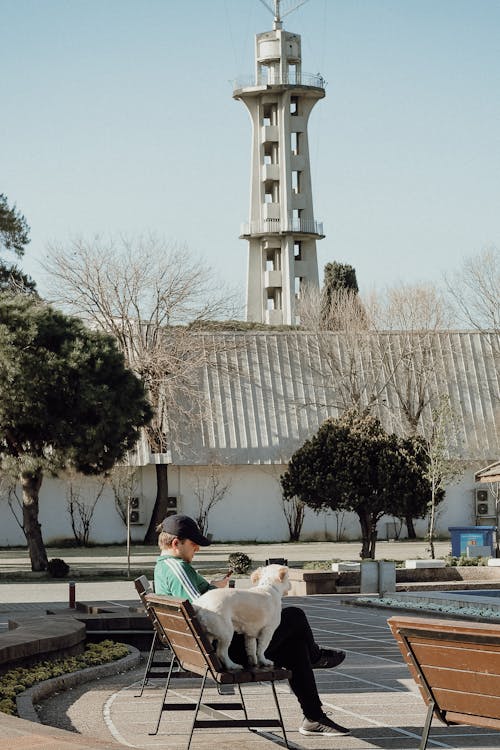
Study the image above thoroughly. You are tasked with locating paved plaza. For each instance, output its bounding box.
[3,540,500,749]
[3,593,500,750]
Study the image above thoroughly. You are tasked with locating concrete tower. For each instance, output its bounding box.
[233,1,325,325]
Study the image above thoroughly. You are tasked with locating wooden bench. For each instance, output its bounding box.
[134,576,172,696]
[145,593,292,750]
[388,615,500,749]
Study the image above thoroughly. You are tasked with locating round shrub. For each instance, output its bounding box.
[47,558,70,578]
[228,552,252,574]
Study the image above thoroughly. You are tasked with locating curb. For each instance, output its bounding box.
[16,645,141,723]
[342,596,500,624]
[0,568,154,581]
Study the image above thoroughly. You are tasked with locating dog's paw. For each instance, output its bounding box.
[258,658,274,668]
[223,660,243,671]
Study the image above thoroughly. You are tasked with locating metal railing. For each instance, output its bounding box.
[233,72,325,91]
[240,218,324,236]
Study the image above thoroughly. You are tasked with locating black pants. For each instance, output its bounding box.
[228,605,324,720]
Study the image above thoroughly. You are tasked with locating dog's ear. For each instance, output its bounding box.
[278,566,288,581]
[250,567,262,584]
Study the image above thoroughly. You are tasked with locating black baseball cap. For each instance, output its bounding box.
[161,514,211,546]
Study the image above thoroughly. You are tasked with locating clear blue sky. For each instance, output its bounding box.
[2,0,499,300]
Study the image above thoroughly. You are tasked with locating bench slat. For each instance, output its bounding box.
[424,665,500,698]
[411,641,500,674]
[433,687,500,720]
[388,615,500,739]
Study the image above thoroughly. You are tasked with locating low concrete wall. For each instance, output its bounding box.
[0,603,152,673]
[0,616,86,673]
[288,566,500,596]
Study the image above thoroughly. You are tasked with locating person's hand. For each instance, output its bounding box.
[210,569,233,588]
[211,577,229,588]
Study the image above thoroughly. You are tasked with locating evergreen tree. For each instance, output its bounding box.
[320,262,365,330]
[281,411,435,558]
[0,294,152,570]
[0,193,36,292]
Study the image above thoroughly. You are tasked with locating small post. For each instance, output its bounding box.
[69,580,76,608]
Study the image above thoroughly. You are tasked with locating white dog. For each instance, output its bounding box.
[193,564,291,670]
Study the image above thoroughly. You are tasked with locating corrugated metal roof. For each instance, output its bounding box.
[154,330,499,466]
[475,460,500,483]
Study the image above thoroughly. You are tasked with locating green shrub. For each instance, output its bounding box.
[0,640,129,716]
[444,553,489,567]
[228,552,252,574]
[47,558,70,578]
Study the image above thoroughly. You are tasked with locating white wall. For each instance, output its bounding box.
[0,464,489,547]
[173,465,485,544]
[0,471,157,547]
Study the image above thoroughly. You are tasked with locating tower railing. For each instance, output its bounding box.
[233,71,325,91]
[240,218,324,236]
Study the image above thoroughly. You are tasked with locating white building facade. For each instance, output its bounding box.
[2,330,498,548]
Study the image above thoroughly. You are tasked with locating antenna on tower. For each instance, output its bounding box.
[257,0,310,30]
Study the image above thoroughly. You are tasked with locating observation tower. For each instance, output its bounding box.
[233,0,325,325]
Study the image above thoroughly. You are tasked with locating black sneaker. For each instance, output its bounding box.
[300,714,350,736]
[311,647,346,669]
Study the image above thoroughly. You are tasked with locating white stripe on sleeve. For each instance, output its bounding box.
[163,558,201,601]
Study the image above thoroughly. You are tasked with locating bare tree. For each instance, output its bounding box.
[373,283,453,433]
[445,246,500,342]
[421,395,464,558]
[0,474,24,532]
[372,283,454,537]
[43,234,240,542]
[108,465,141,525]
[298,284,398,414]
[192,465,231,536]
[66,474,106,546]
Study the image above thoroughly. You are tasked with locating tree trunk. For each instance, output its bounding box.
[427,484,437,560]
[21,469,48,572]
[405,513,417,539]
[358,512,372,559]
[144,464,170,544]
[368,520,378,559]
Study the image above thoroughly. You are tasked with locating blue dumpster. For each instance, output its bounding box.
[448,526,496,557]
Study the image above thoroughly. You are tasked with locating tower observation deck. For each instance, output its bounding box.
[234,8,325,325]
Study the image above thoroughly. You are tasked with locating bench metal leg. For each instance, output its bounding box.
[148,650,178,736]
[270,679,289,749]
[136,630,158,697]
[151,664,289,750]
[419,701,435,750]
[235,682,289,749]
[187,668,209,750]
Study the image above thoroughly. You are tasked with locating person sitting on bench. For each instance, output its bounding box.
[154,513,350,738]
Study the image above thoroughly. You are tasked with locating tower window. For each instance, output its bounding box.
[263,103,277,127]
[292,171,300,193]
[264,181,279,203]
[294,241,302,259]
[264,143,279,165]
[266,248,281,271]
[291,132,299,155]
[290,96,299,115]
[267,288,282,311]
[258,64,269,86]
